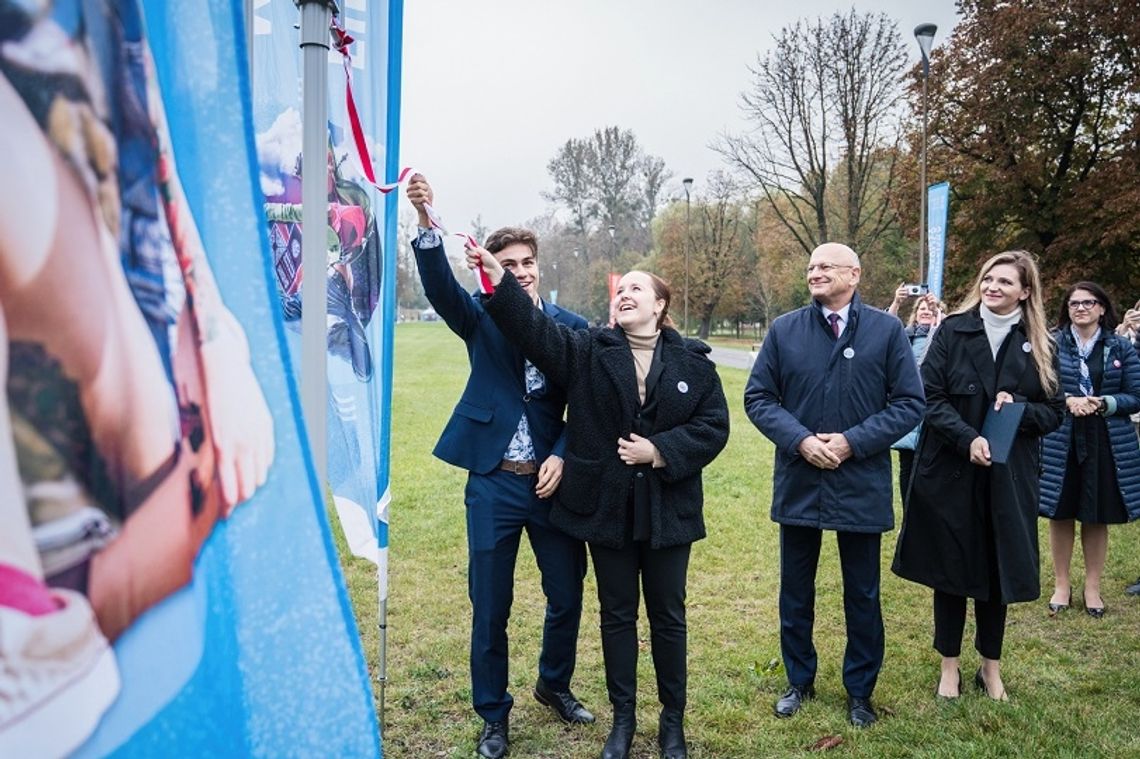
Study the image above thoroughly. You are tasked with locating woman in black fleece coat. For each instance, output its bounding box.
[470,247,729,759]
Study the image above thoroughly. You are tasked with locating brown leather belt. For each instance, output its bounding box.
[500,459,538,475]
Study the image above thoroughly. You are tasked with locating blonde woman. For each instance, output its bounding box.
[893,251,1064,701]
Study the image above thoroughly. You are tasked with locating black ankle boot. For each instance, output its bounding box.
[600,703,635,759]
[658,708,687,759]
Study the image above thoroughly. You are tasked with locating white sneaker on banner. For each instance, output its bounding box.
[0,581,120,758]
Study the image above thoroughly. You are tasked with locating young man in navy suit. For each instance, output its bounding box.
[407,175,593,759]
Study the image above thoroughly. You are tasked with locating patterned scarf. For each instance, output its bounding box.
[1070,325,1102,397]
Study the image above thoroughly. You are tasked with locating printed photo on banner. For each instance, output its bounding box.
[0,0,274,754]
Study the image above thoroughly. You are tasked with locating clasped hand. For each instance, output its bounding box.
[798,432,852,470]
[1066,395,1101,417]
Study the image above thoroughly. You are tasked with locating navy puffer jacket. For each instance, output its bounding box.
[1039,330,1140,520]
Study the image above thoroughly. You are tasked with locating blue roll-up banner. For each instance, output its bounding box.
[0,1,380,755]
[926,181,950,301]
[251,0,396,594]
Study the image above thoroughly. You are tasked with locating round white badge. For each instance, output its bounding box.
[677,381,689,394]
[1022,341,1032,353]
[843,347,855,359]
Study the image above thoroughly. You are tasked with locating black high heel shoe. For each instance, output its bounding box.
[1048,586,1071,616]
[935,668,962,700]
[974,668,1009,702]
[1082,589,1105,619]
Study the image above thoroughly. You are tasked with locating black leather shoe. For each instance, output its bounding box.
[658,708,687,759]
[534,679,596,724]
[1048,585,1071,616]
[935,668,962,700]
[1125,577,1140,596]
[773,684,814,718]
[847,696,877,728]
[1082,590,1105,619]
[973,668,1009,702]
[601,703,635,759]
[476,719,509,759]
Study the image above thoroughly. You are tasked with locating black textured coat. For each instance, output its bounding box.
[892,310,1064,603]
[482,273,730,549]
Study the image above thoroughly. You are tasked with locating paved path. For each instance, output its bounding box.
[706,345,756,371]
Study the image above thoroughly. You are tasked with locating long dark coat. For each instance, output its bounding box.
[482,273,730,549]
[892,310,1065,603]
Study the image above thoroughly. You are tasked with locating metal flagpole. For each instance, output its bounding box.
[296,0,336,488]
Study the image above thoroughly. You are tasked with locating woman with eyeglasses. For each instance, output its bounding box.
[1038,283,1140,619]
[893,251,1064,701]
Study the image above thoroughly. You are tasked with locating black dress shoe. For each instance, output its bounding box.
[658,708,687,759]
[534,679,596,724]
[773,684,814,718]
[847,696,877,728]
[1048,585,1071,616]
[601,703,635,759]
[1125,577,1140,596]
[973,668,1009,702]
[1082,590,1105,618]
[476,719,509,759]
[935,668,962,700]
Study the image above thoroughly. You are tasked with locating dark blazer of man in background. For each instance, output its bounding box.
[744,242,924,729]
[407,175,592,759]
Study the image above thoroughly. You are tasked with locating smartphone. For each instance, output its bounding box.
[904,283,929,296]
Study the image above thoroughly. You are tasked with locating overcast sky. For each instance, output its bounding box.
[400,0,961,238]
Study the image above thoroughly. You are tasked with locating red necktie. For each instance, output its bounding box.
[828,312,841,339]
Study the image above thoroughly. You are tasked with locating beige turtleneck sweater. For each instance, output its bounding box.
[627,330,661,404]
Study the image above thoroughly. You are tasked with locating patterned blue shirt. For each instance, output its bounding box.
[504,360,545,462]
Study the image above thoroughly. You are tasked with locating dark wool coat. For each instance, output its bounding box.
[482,273,730,549]
[892,310,1065,604]
[1039,330,1140,520]
[744,294,925,532]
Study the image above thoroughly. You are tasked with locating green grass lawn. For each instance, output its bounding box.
[334,321,1140,757]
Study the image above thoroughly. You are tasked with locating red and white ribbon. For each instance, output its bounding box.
[330,19,493,294]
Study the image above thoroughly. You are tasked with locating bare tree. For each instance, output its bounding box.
[715,10,907,256]
[544,126,671,256]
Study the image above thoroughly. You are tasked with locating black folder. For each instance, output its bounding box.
[980,402,1026,464]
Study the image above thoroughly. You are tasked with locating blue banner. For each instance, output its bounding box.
[0,1,379,755]
[251,0,397,584]
[926,181,950,300]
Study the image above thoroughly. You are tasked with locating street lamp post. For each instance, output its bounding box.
[682,177,693,336]
[915,23,937,288]
[607,224,616,273]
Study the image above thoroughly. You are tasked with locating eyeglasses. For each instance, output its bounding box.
[1068,299,1101,311]
[806,263,854,276]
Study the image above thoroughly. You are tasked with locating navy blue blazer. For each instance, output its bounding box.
[413,239,587,474]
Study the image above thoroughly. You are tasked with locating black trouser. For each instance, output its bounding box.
[932,591,1007,660]
[778,525,883,698]
[590,541,691,712]
[897,449,915,507]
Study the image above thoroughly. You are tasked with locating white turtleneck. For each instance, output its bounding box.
[979,303,1022,359]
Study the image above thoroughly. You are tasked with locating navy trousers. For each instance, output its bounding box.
[778,525,883,698]
[465,469,587,722]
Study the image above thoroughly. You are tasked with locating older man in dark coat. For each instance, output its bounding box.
[744,243,924,728]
